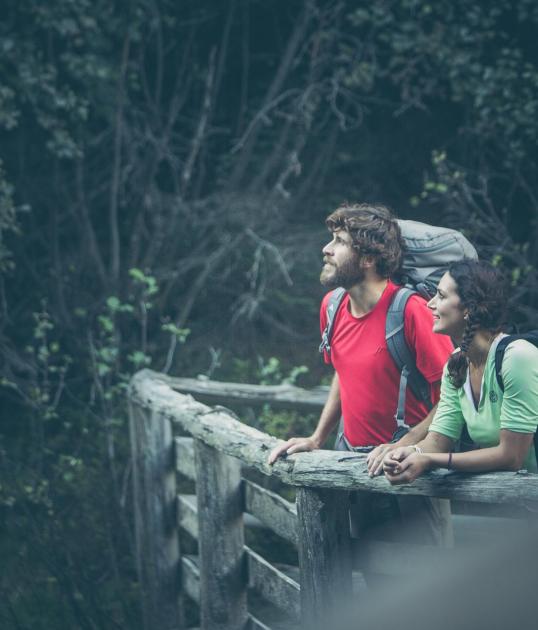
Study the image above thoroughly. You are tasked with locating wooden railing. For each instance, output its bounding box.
[128,369,538,630]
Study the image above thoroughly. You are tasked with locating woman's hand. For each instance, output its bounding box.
[383,451,432,484]
[366,443,398,477]
[381,446,416,474]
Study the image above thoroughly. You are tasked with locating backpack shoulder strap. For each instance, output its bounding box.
[493,331,538,467]
[386,288,433,429]
[319,287,346,355]
[494,335,514,392]
[494,332,538,391]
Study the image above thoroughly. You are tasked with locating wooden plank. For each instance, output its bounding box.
[166,375,327,411]
[247,614,272,630]
[128,401,183,630]
[179,552,302,630]
[181,555,200,603]
[296,487,352,614]
[177,494,198,539]
[181,552,301,630]
[296,487,352,628]
[176,436,196,480]
[244,481,297,545]
[195,440,248,630]
[178,492,278,542]
[246,546,300,621]
[247,613,298,630]
[130,370,538,504]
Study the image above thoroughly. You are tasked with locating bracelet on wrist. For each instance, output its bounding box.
[447,451,453,470]
[411,445,423,454]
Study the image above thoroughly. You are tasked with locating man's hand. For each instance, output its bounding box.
[366,443,398,477]
[381,445,416,473]
[383,451,432,485]
[267,437,319,465]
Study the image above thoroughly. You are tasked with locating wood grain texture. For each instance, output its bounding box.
[195,440,248,630]
[175,436,196,481]
[244,481,297,545]
[165,375,328,411]
[296,487,352,628]
[130,370,538,505]
[246,546,300,621]
[177,493,197,539]
[129,401,182,630]
[181,554,200,603]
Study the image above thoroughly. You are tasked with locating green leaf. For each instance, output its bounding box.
[106,296,121,311]
[98,315,114,333]
[127,351,151,367]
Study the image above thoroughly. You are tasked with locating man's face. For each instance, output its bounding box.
[320,229,365,289]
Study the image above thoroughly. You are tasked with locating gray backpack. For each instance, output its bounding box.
[397,220,478,299]
[320,220,477,448]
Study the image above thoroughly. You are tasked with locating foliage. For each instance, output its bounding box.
[1,0,538,627]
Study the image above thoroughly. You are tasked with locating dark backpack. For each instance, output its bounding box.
[494,332,538,463]
[319,220,477,449]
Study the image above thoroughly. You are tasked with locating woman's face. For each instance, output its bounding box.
[427,272,467,338]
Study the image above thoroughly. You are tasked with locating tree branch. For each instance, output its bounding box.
[109,34,131,284]
[180,47,217,196]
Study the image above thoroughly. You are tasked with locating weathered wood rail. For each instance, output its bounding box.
[129,369,538,630]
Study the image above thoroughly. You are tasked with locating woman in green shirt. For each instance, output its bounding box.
[383,259,538,484]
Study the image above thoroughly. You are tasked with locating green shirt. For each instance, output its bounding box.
[429,336,538,472]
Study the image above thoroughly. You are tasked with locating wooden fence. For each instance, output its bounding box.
[128,369,538,630]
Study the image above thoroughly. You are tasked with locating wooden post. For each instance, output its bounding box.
[195,439,248,630]
[129,401,182,630]
[296,487,352,629]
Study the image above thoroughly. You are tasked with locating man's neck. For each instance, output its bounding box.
[347,277,389,318]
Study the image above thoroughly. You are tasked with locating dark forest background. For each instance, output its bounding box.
[1,1,538,628]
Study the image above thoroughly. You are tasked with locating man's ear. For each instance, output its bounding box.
[360,255,376,269]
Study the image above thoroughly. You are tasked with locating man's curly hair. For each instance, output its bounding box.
[325,202,403,278]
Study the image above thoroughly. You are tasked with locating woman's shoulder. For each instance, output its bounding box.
[503,338,538,361]
[501,338,538,380]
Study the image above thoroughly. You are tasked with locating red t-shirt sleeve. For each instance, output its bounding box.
[403,294,454,385]
[430,380,441,405]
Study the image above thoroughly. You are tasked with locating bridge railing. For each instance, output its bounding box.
[128,369,538,630]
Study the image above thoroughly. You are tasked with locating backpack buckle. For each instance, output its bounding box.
[319,331,330,354]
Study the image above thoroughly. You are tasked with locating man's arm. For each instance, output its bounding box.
[268,373,341,465]
[366,400,438,477]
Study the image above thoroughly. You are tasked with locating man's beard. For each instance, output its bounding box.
[320,257,365,289]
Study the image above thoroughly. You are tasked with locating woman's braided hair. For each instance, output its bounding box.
[446,260,508,388]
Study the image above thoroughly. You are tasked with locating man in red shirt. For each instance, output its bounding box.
[268,203,454,545]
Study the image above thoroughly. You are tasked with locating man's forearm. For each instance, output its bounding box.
[311,373,341,448]
[396,403,438,446]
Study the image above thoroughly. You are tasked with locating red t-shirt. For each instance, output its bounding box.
[320,281,453,446]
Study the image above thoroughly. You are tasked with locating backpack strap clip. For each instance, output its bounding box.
[319,287,346,356]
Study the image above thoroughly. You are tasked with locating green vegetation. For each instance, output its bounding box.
[1,1,537,627]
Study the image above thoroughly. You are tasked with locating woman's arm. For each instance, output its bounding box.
[384,429,534,484]
[381,430,454,475]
